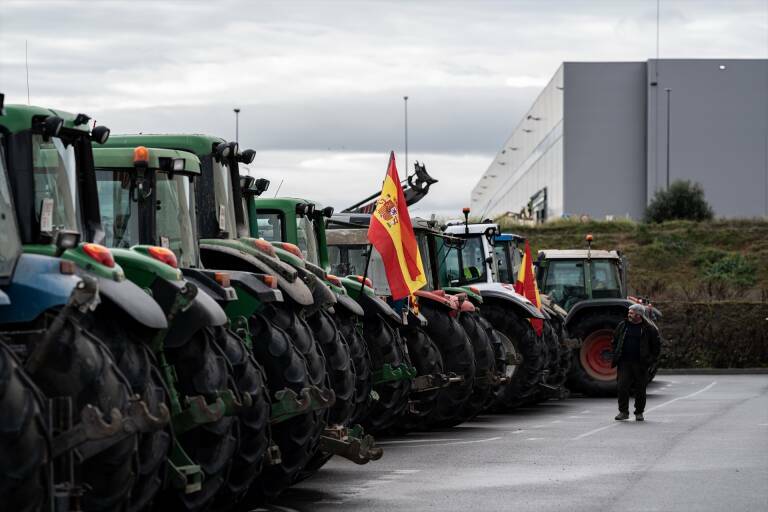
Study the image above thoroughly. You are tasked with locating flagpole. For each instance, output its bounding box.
[358,244,373,299]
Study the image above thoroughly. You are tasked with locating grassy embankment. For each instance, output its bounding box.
[499,218,768,367]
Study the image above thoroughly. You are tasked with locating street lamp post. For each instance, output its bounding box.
[665,88,671,190]
[403,96,409,173]
[234,108,240,145]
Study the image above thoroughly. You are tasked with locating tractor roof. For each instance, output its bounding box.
[444,222,499,235]
[93,147,201,174]
[326,227,368,245]
[1,104,92,135]
[538,249,621,260]
[104,134,226,157]
[254,197,327,209]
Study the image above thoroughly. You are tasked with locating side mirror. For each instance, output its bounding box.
[91,125,110,145]
[54,230,81,256]
[238,149,256,164]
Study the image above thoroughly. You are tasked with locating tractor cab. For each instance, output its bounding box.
[93,146,202,268]
[492,233,525,284]
[535,249,626,311]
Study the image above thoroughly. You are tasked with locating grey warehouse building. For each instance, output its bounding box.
[471,59,768,221]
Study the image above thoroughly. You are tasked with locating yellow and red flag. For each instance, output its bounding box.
[514,239,544,336]
[367,152,427,300]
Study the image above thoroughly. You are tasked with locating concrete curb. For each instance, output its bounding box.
[658,368,768,375]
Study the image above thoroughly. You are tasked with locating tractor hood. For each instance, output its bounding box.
[470,282,545,319]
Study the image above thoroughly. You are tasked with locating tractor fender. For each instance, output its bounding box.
[0,289,8,306]
[358,291,402,325]
[199,243,313,306]
[0,253,81,323]
[473,283,545,319]
[296,265,337,308]
[334,292,364,317]
[163,283,229,348]
[459,298,476,313]
[181,268,240,303]
[226,270,284,304]
[90,274,168,330]
[564,298,633,330]
[414,289,455,311]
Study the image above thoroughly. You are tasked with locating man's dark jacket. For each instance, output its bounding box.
[611,319,661,367]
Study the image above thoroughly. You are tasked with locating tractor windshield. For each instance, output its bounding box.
[95,169,139,248]
[297,215,320,264]
[213,159,237,238]
[542,259,587,310]
[443,235,487,285]
[416,232,435,289]
[32,135,80,236]
[155,173,197,268]
[0,140,21,278]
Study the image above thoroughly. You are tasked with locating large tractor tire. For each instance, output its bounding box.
[307,309,355,426]
[29,316,137,512]
[245,313,325,501]
[568,312,623,397]
[481,302,543,409]
[361,313,411,432]
[299,309,357,476]
[334,309,373,426]
[210,326,271,512]
[487,330,521,409]
[457,312,496,421]
[0,340,50,512]
[394,326,445,432]
[266,303,330,396]
[86,315,171,512]
[159,328,238,511]
[421,304,476,428]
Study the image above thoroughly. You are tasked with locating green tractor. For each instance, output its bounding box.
[0,102,174,511]
[325,212,483,429]
[249,195,420,433]
[535,236,661,396]
[101,134,371,497]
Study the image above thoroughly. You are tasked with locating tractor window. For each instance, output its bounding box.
[255,212,283,242]
[589,260,622,299]
[32,135,80,236]
[459,236,487,284]
[416,233,434,289]
[0,141,21,278]
[495,244,512,283]
[212,160,237,238]
[442,243,461,285]
[156,173,197,268]
[543,260,587,310]
[94,169,139,248]
[297,216,320,265]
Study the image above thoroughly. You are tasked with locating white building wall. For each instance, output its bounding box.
[472,65,564,220]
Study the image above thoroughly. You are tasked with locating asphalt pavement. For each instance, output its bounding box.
[257,375,768,512]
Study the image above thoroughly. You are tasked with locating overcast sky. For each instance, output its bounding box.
[1,0,766,216]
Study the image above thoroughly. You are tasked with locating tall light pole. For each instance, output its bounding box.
[234,108,240,145]
[403,96,409,173]
[665,88,671,190]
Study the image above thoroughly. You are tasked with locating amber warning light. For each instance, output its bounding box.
[133,146,149,166]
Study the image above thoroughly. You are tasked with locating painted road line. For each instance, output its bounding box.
[572,381,717,440]
[376,438,460,445]
[400,436,503,448]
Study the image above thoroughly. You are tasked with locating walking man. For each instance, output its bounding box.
[612,304,661,421]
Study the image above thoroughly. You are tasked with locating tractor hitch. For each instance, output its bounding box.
[270,386,335,424]
[318,425,383,465]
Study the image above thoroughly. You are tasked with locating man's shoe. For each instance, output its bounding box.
[615,412,629,421]
[635,413,644,421]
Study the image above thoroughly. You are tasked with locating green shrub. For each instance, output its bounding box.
[702,253,757,289]
[645,180,714,223]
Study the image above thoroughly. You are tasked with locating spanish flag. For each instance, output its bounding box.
[367,152,427,300]
[514,239,544,336]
